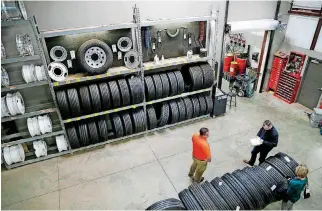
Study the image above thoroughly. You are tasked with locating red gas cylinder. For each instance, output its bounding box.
[229,61,238,76]
[224,54,234,73]
[236,57,247,74]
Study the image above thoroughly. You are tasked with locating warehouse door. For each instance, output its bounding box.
[297,58,322,109]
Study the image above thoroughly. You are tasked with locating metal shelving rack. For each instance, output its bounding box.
[3,6,219,168]
[1,18,72,169]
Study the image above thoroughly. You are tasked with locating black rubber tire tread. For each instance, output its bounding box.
[67,88,82,117]
[274,152,299,172]
[88,84,102,112]
[201,181,231,210]
[144,76,156,101]
[176,98,186,122]
[168,100,179,124]
[251,166,281,187]
[56,90,70,118]
[200,63,214,88]
[188,182,218,210]
[152,74,163,100]
[131,108,146,133]
[243,166,275,204]
[111,113,124,138]
[77,122,89,146]
[98,82,111,110]
[128,77,144,104]
[156,102,170,127]
[211,177,245,210]
[259,162,285,183]
[146,198,186,210]
[167,72,178,96]
[197,94,207,115]
[117,79,131,106]
[178,189,202,210]
[159,73,170,98]
[87,120,99,144]
[203,93,213,114]
[190,96,200,118]
[97,118,108,142]
[121,111,133,136]
[188,66,203,91]
[77,39,113,74]
[147,106,157,130]
[174,70,185,94]
[79,86,92,114]
[66,125,80,149]
[183,97,193,120]
[108,81,121,108]
[138,108,146,132]
[233,170,266,209]
[265,156,296,177]
[221,173,255,210]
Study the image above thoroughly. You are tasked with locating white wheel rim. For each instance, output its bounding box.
[33,140,47,158]
[18,144,25,161]
[14,92,25,114]
[22,64,36,83]
[10,145,21,163]
[56,135,68,152]
[34,66,43,81]
[3,147,12,165]
[1,66,10,87]
[48,62,68,82]
[6,93,17,116]
[27,118,36,136]
[85,47,107,68]
[38,115,52,134]
[50,46,67,62]
[117,37,132,52]
[1,97,10,117]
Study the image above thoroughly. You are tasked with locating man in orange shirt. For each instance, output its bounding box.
[188,127,211,183]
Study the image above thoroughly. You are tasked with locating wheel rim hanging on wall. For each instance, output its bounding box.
[48,62,68,82]
[56,135,68,152]
[85,47,107,69]
[124,50,140,69]
[50,46,67,62]
[117,37,132,52]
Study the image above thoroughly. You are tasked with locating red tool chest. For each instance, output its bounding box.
[274,72,301,104]
[266,51,288,92]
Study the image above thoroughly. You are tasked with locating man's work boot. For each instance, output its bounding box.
[243,159,253,166]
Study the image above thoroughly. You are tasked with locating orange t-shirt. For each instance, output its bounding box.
[192,133,211,160]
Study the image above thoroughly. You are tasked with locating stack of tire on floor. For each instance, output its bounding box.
[145,63,214,130]
[146,152,299,210]
[56,76,145,149]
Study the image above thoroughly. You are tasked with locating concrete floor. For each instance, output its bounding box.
[1,92,322,210]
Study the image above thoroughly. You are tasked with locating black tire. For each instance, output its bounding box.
[200,63,214,88]
[121,111,133,136]
[184,66,203,91]
[251,166,281,187]
[117,79,131,106]
[211,177,245,210]
[144,76,156,101]
[131,108,146,133]
[168,100,179,124]
[66,125,80,149]
[98,82,111,110]
[197,94,207,115]
[56,90,70,118]
[156,102,170,127]
[190,96,200,118]
[188,182,218,210]
[201,181,231,210]
[79,86,92,114]
[77,39,113,74]
[128,76,144,104]
[167,72,178,96]
[77,122,89,146]
[152,74,163,99]
[274,152,299,172]
[97,118,108,142]
[87,120,99,144]
[221,173,255,209]
[160,73,170,98]
[183,97,193,120]
[146,198,186,210]
[176,98,186,122]
[89,84,102,112]
[111,113,124,138]
[265,156,296,177]
[178,189,202,210]
[108,81,121,108]
[67,88,81,117]
[259,162,286,183]
[203,93,213,114]
[232,170,266,209]
[147,106,157,130]
[174,70,185,94]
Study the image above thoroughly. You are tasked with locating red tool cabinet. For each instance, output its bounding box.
[266,51,288,92]
[274,71,301,104]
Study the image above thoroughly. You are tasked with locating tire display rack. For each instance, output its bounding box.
[2,6,219,168]
[1,18,71,169]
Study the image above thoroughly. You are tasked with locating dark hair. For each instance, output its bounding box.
[199,127,209,136]
[263,120,272,126]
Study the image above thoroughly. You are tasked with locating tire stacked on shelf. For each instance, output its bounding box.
[56,76,144,118]
[147,152,300,210]
[182,63,214,91]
